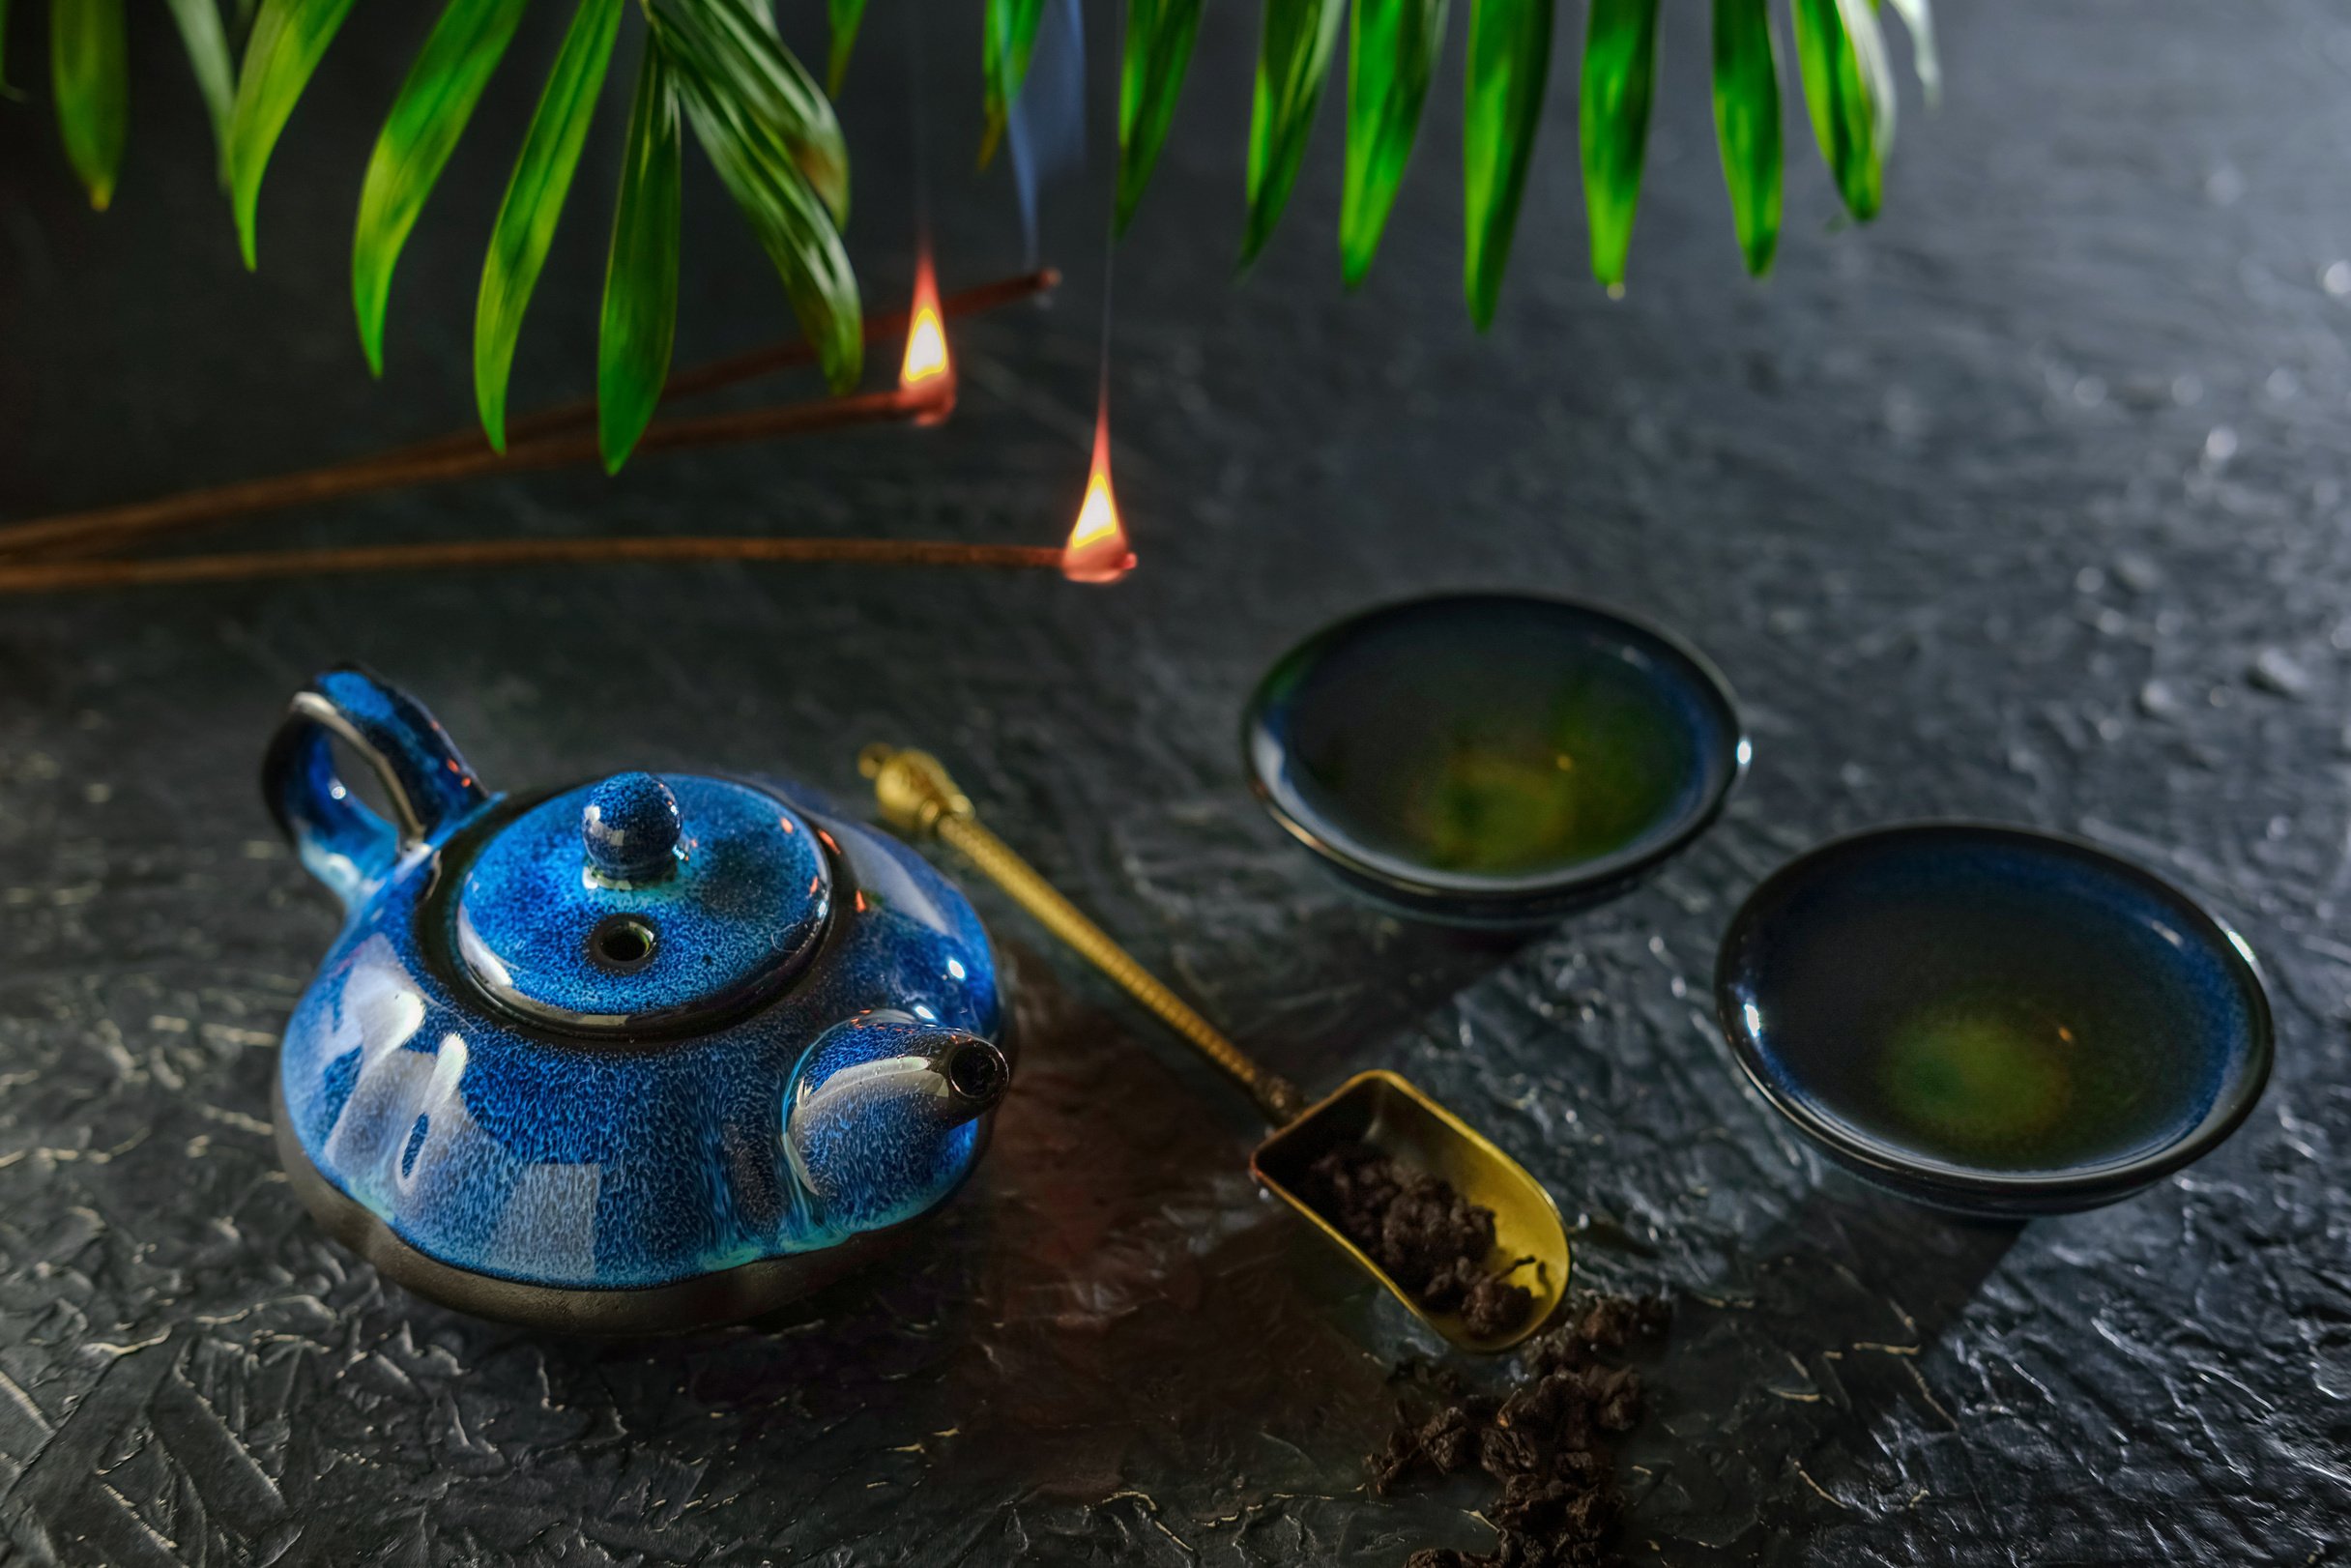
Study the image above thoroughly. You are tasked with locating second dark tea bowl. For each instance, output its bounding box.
[1715,824,2275,1218]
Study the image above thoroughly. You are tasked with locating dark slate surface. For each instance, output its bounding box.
[3,1,2349,1562]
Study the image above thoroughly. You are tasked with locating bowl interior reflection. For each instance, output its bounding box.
[1244,594,1745,919]
[1716,825,2273,1208]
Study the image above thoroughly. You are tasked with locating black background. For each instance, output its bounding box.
[3,2,2348,1562]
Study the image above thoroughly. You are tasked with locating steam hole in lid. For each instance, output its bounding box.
[589,915,658,973]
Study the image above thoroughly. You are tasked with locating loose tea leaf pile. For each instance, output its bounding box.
[1371,1293,1670,1568]
[1302,1141,1537,1338]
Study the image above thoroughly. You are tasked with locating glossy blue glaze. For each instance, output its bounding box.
[263,667,489,903]
[785,1014,1008,1235]
[455,774,833,1031]
[581,772,682,883]
[1242,594,1748,927]
[1715,824,2274,1216]
[265,668,1006,1300]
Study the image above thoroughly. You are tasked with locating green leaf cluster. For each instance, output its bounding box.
[210,0,859,471]
[43,0,237,211]
[1101,0,1933,322]
[6,0,1943,468]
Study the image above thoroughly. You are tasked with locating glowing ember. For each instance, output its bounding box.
[1060,406,1136,584]
[898,254,954,425]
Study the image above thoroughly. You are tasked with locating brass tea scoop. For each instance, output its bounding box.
[860,744,1570,1352]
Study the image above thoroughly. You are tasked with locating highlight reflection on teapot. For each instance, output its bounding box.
[263,667,1011,1332]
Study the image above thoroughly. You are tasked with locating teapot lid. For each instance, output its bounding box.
[451,771,832,1035]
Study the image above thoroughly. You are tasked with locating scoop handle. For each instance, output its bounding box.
[261,667,490,907]
[862,744,1305,1125]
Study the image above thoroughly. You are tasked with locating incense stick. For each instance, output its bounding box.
[390,266,1056,464]
[0,267,1059,565]
[0,535,1067,595]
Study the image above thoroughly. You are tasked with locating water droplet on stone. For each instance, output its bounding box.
[2250,648,2312,698]
[2114,554,2162,594]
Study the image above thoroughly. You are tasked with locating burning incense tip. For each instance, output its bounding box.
[1060,406,1136,584]
[899,254,954,426]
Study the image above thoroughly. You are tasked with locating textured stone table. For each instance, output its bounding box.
[3,2,2348,1562]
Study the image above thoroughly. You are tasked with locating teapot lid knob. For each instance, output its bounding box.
[581,772,682,884]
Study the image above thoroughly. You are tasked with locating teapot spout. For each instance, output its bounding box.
[931,1034,1013,1121]
[784,1014,1011,1237]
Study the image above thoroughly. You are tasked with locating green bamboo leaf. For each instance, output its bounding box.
[648,0,848,224]
[160,0,236,177]
[50,0,128,211]
[1116,0,1203,237]
[1463,0,1552,328]
[598,41,682,473]
[1792,0,1893,221]
[353,0,531,377]
[1340,0,1443,286]
[659,19,861,393]
[473,0,624,450]
[1709,0,1781,276]
[228,0,363,267]
[1884,0,1936,105]
[977,0,1044,168]
[826,0,865,95]
[1242,0,1343,265]
[1580,0,1657,287]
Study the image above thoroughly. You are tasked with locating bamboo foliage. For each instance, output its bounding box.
[1464,0,1553,329]
[597,39,682,471]
[50,0,131,210]
[1581,0,1659,288]
[1341,0,1444,286]
[1711,0,1782,276]
[1117,0,1205,237]
[7,0,1937,465]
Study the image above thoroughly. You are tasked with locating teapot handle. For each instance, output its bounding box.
[261,667,491,907]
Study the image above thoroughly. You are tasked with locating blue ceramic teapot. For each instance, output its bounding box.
[263,668,1009,1332]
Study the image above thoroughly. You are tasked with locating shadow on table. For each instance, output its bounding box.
[508,926,2013,1565]
[506,949,1447,1558]
[1612,1193,2021,1563]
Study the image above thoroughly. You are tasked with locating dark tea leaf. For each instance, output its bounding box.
[1463,0,1553,328]
[354,0,531,376]
[1709,0,1780,276]
[1580,0,1658,287]
[50,0,129,211]
[977,0,1044,168]
[1340,0,1444,287]
[473,0,624,450]
[1116,0,1203,236]
[1242,0,1344,265]
[228,0,363,265]
[598,41,682,474]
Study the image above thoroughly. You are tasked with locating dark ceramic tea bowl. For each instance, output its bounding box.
[1715,824,2273,1217]
[1241,593,1748,928]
